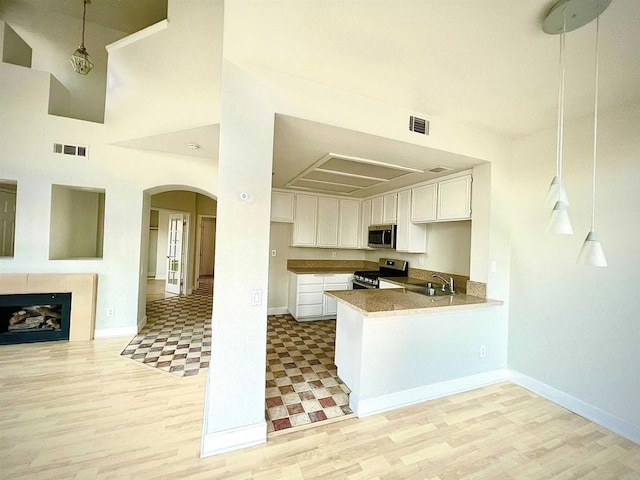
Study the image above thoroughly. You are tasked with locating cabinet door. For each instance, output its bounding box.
[359,198,372,249]
[396,189,427,253]
[317,197,339,247]
[438,175,472,221]
[370,196,383,225]
[411,183,437,223]
[338,199,360,248]
[292,194,318,246]
[270,191,294,223]
[323,283,348,316]
[382,193,397,224]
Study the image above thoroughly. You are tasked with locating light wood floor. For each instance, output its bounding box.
[1,339,639,479]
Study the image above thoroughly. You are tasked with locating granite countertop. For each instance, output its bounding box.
[324,288,503,318]
[287,267,358,275]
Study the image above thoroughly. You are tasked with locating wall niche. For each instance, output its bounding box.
[49,185,105,260]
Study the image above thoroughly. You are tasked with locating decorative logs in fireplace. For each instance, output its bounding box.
[0,293,71,344]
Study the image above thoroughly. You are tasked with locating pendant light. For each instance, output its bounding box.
[577,13,607,267]
[545,10,570,211]
[70,0,94,75]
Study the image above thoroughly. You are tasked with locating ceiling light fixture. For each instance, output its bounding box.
[577,12,607,267]
[70,0,94,75]
[544,7,572,234]
[543,0,611,258]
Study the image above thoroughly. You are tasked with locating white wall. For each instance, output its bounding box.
[105,0,223,139]
[202,55,513,454]
[0,60,218,336]
[0,5,127,123]
[508,101,640,438]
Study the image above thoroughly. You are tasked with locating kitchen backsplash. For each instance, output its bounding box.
[287,259,378,270]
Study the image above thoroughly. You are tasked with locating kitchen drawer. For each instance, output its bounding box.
[298,284,324,293]
[298,292,324,305]
[297,275,325,285]
[298,304,324,317]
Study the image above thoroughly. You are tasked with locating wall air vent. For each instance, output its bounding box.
[409,116,429,135]
[53,143,89,158]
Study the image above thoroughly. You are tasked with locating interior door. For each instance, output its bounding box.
[165,213,184,294]
[199,218,216,277]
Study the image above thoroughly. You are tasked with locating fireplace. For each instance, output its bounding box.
[0,293,71,345]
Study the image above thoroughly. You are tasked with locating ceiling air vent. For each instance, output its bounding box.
[409,116,429,135]
[53,143,89,158]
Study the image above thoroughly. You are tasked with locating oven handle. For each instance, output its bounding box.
[352,279,375,289]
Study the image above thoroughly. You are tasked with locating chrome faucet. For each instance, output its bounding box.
[431,274,455,294]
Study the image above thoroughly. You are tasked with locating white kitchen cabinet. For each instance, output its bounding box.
[395,189,427,253]
[317,197,339,247]
[270,191,295,223]
[382,193,397,224]
[338,199,360,248]
[359,198,372,249]
[291,194,318,246]
[411,183,437,223]
[370,196,383,225]
[288,272,352,321]
[411,174,472,223]
[438,174,472,221]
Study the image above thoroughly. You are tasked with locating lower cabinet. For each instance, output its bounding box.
[288,272,352,321]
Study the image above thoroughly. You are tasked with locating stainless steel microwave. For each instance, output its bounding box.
[368,224,396,249]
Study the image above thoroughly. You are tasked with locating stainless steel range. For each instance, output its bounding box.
[353,258,409,289]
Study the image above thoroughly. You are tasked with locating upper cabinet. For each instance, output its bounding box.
[396,189,427,253]
[359,198,372,249]
[411,174,471,223]
[271,191,295,223]
[317,197,339,247]
[370,193,397,225]
[338,199,360,249]
[292,194,318,246]
[437,175,472,221]
[291,193,361,249]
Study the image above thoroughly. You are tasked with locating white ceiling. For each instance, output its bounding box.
[0,0,167,34]
[113,125,220,160]
[6,0,638,196]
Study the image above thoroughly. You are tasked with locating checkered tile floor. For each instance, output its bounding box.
[121,280,352,432]
[266,314,353,434]
[120,279,213,377]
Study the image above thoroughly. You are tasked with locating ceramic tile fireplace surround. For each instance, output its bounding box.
[0,274,97,343]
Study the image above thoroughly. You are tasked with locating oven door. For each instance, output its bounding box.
[353,279,375,289]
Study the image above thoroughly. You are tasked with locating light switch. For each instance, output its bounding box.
[251,289,262,306]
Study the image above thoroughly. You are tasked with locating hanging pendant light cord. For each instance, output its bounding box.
[591,14,600,231]
[81,0,87,48]
[555,10,567,179]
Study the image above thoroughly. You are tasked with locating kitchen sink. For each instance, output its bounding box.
[419,287,454,297]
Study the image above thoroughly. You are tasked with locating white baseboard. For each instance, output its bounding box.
[509,370,640,446]
[267,307,289,315]
[137,315,147,332]
[94,326,137,339]
[154,275,166,280]
[200,421,267,457]
[355,369,509,418]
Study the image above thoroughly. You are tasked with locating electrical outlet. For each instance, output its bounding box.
[332,252,337,258]
[479,345,486,357]
[271,249,277,257]
[419,256,425,266]
[107,307,115,317]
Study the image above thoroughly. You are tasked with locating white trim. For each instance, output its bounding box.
[137,315,147,333]
[354,369,509,418]
[154,275,166,280]
[106,20,169,52]
[267,307,289,315]
[200,421,267,457]
[509,370,640,446]
[94,326,137,339]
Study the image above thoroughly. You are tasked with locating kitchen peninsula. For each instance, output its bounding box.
[325,287,506,417]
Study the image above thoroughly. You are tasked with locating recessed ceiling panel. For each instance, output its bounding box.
[304,171,379,187]
[320,157,417,180]
[291,179,359,194]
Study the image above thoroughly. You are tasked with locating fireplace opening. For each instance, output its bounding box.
[0,293,71,345]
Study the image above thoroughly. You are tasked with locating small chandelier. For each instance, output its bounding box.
[70,0,93,75]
